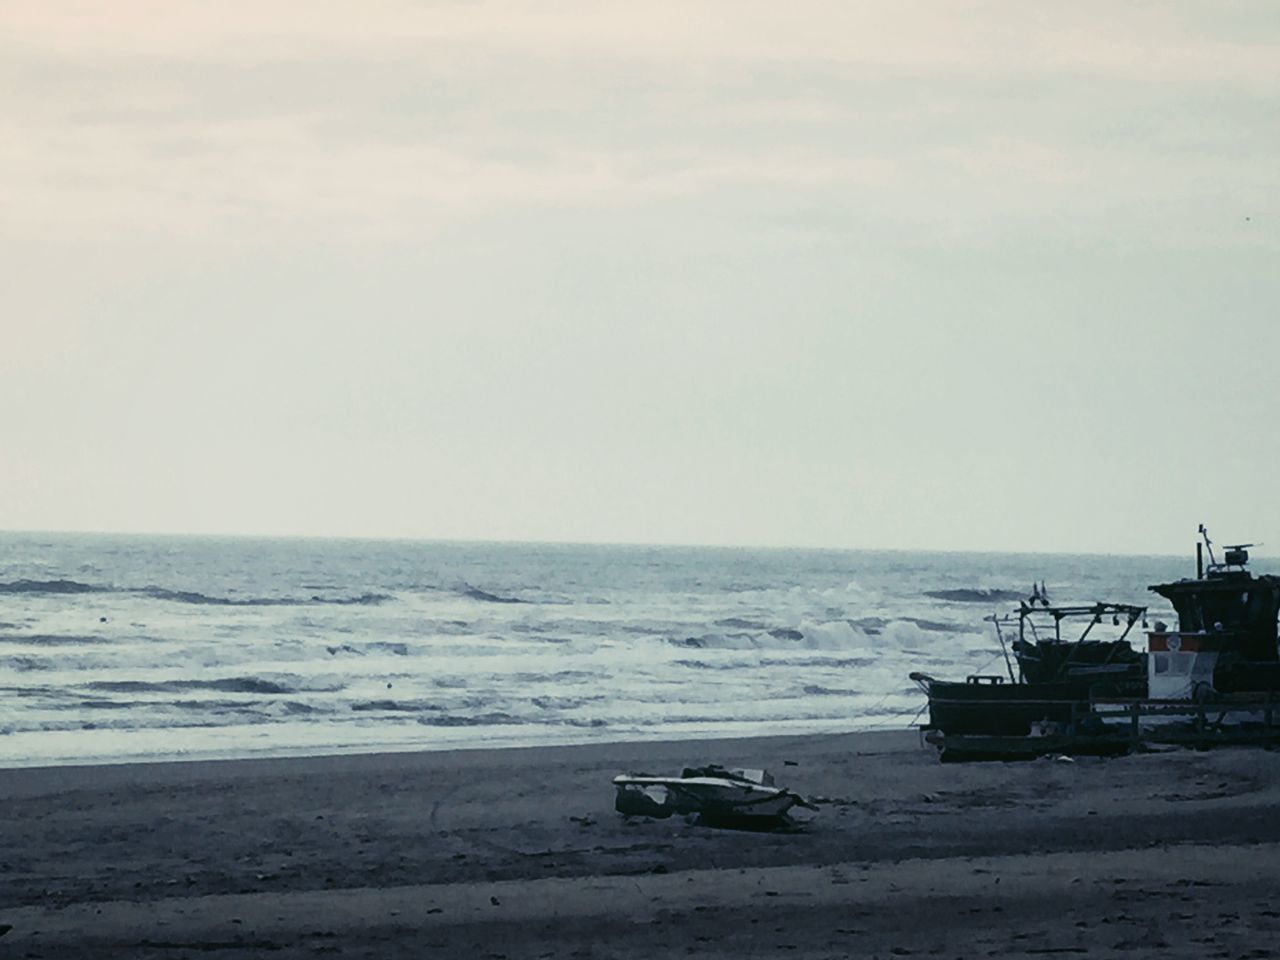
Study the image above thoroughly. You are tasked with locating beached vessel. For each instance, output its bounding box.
[613,766,815,824]
[913,528,1280,760]
[911,598,1148,738]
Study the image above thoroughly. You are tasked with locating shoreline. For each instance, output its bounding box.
[6,728,1280,957]
[0,717,922,773]
[0,727,918,787]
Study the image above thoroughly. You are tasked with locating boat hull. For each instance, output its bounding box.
[913,675,1138,737]
[612,775,804,821]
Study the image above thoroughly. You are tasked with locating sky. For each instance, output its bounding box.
[3,1,1278,555]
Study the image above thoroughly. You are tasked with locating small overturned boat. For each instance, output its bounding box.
[913,527,1280,761]
[613,765,815,826]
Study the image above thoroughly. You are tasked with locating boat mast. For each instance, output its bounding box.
[1200,524,1216,572]
[992,614,1016,683]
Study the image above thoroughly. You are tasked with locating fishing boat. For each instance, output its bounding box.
[913,527,1280,761]
[911,598,1148,737]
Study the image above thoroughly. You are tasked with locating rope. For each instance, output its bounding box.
[864,692,932,730]
[861,651,1016,731]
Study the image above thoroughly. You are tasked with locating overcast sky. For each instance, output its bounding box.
[3,1,1278,554]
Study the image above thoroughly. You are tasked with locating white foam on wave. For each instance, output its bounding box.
[795,618,868,649]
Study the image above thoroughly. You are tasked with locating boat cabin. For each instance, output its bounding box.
[1146,630,1228,699]
[1147,537,1280,699]
[990,601,1147,687]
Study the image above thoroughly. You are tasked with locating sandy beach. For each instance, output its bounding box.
[4,730,1280,958]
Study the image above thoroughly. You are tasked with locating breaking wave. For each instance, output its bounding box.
[759,655,878,669]
[0,579,102,595]
[140,588,391,607]
[0,633,113,646]
[416,712,521,727]
[351,699,441,713]
[902,616,970,633]
[924,588,1025,603]
[530,695,600,710]
[802,684,860,696]
[462,586,527,604]
[0,578,392,607]
[325,640,409,658]
[668,619,873,651]
[85,676,344,695]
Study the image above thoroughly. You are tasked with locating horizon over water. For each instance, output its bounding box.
[0,531,1200,768]
[0,524,1218,558]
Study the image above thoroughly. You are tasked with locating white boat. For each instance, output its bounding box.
[612,766,814,822]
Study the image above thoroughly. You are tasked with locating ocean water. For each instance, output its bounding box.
[0,533,1194,768]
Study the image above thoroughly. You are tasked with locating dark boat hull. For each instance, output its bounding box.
[915,676,1142,737]
[1214,660,1280,693]
[922,680,1079,736]
[926,729,1132,763]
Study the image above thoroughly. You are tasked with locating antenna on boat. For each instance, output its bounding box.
[1199,524,1216,574]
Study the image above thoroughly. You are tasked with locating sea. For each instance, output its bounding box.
[0,532,1195,768]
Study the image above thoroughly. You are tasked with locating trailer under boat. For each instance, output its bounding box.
[917,692,1280,762]
[913,528,1280,762]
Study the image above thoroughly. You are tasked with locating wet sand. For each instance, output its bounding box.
[4,730,1280,958]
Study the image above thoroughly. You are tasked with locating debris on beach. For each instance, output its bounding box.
[612,765,816,830]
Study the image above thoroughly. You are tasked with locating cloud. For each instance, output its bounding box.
[10,1,1280,82]
[6,2,1278,245]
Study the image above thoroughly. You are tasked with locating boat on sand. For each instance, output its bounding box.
[913,528,1280,761]
[613,765,815,826]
